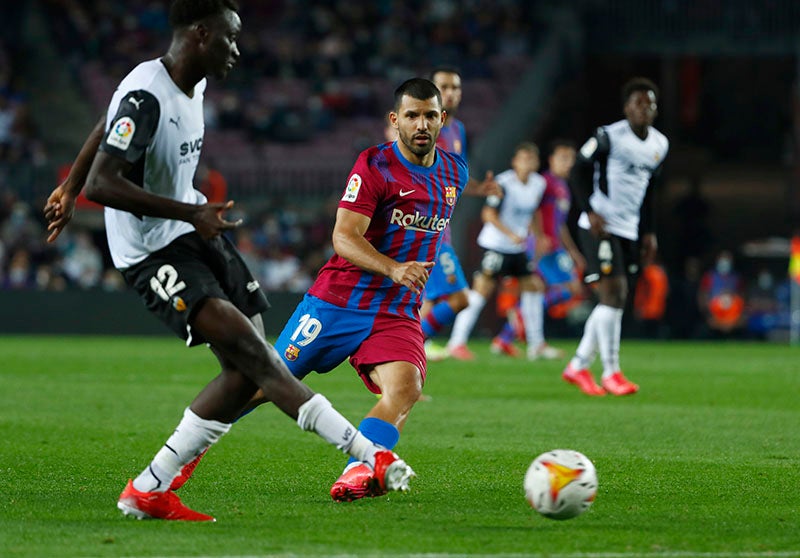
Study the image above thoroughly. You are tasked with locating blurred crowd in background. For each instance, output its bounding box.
[0,1,797,341]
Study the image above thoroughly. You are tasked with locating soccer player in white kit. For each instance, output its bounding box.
[446,142,563,360]
[43,0,413,521]
[562,77,669,396]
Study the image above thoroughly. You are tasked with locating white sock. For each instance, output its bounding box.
[521,290,545,349]
[447,290,485,348]
[570,306,600,370]
[594,304,623,378]
[296,394,381,467]
[133,408,231,493]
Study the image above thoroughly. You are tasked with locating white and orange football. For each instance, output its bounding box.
[524,449,598,520]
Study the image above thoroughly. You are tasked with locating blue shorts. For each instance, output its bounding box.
[424,243,468,301]
[537,249,576,285]
[273,294,426,394]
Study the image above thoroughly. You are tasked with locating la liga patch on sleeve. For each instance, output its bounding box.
[107,116,136,151]
[342,173,362,202]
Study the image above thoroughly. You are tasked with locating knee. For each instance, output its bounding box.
[522,275,545,292]
[449,290,469,313]
[381,373,423,410]
[598,281,627,308]
[216,330,272,371]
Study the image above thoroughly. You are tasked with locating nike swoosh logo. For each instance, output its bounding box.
[399,189,415,197]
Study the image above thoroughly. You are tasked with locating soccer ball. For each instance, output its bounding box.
[524,449,597,520]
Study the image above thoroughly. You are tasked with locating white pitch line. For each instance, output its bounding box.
[183,552,800,558]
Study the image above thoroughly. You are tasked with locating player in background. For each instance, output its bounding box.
[491,140,584,357]
[562,77,669,396]
[446,142,563,360]
[263,78,467,501]
[420,66,498,361]
[43,0,414,521]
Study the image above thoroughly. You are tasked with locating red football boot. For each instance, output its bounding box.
[117,479,214,521]
[562,363,606,396]
[602,371,639,396]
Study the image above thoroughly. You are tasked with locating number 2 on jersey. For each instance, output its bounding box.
[290,313,322,346]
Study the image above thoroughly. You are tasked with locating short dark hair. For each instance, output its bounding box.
[547,138,576,156]
[169,0,239,28]
[429,66,462,81]
[622,77,659,106]
[514,142,539,156]
[394,78,442,111]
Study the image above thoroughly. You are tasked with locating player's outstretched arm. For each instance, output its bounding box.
[481,205,524,245]
[464,170,500,197]
[44,117,105,243]
[332,207,433,294]
[85,151,241,239]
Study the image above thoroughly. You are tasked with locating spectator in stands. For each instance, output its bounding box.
[745,268,783,339]
[633,258,670,338]
[698,250,745,336]
[0,90,15,160]
[4,248,33,289]
[60,229,103,289]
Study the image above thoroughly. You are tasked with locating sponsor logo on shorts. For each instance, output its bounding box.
[172,296,187,312]
[285,343,300,361]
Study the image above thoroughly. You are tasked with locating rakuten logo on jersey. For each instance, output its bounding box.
[390,208,450,233]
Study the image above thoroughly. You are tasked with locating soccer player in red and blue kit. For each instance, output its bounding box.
[420,67,497,361]
[272,78,468,501]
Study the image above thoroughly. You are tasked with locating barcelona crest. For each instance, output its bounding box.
[445,186,456,206]
[284,343,300,361]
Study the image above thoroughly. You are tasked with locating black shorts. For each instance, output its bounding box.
[122,232,269,346]
[577,228,640,284]
[479,249,533,279]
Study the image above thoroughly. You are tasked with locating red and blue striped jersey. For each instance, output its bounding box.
[436,117,467,159]
[435,117,467,246]
[539,170,571,250]
[309,142,468,320]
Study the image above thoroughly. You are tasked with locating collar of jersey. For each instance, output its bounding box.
[158,58,200,99]
[391,142,440,175]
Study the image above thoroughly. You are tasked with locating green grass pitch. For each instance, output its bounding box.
[1,336,799,557]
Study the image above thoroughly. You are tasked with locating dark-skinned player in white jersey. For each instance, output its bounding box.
[562,77,669,396]
[43,0,414,522]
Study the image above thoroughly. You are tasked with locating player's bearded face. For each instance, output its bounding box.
[395,96,444,157]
